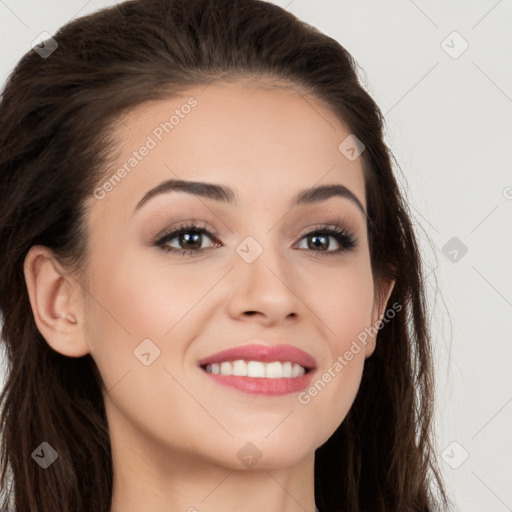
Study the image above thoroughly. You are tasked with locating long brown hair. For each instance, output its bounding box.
[0,0,449,510]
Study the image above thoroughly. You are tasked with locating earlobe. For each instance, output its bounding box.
[365,278,397,358]
[23,245,90,358]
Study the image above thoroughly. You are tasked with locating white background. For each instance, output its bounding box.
[1,1,511,511]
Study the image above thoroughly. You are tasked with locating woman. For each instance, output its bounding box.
[0,0,450,510]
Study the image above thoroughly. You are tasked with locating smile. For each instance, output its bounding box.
[198,342,317,396]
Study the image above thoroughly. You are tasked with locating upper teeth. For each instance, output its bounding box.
[204,360,306,378]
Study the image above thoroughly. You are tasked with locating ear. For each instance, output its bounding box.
[23,245,90,357]
[365,277,396,358]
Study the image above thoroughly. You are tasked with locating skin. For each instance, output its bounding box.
[24,80,394,512]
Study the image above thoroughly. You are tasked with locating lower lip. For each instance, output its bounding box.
[201,368,315,396]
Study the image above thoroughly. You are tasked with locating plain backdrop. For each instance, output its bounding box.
[1,1,511,511]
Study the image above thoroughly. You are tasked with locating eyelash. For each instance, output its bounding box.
[154,221,358,258]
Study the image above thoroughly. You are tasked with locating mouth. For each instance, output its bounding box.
[197,342,316,396]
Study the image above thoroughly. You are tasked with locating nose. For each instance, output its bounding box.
[225,241,303,327]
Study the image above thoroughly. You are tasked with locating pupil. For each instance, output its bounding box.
[182,232,201,250]
[309,235,328,251]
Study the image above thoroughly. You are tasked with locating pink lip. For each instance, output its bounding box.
[202,372,315,396]
[198,343,317,370]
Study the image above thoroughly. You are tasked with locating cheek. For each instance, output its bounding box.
[300,350,365,446]
[294,258,374,436]
[83,246,232,392]
[86,250,207,339]
[82,252,174,383]
[302,256,375,353]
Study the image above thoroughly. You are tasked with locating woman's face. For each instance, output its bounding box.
[77,80,392,470]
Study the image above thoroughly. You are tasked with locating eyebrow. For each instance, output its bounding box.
[132,179,367,218]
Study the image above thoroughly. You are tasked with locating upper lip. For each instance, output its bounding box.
[198,342,317,371]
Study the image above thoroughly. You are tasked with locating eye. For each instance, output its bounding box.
[153,221,358,257]
[154,222,220,256]
[294,225,358,257]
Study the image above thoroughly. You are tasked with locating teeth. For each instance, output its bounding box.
[204,360,306,378]
[220,362,231,375]
[291,363,302,377]
[232,360,246,377]
[282,361,292,378]
[248,361,266,378]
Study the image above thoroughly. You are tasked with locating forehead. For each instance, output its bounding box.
[87,80,367,223]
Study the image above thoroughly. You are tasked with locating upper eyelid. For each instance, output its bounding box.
[158,221,351,236]
[148,204,361,235]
